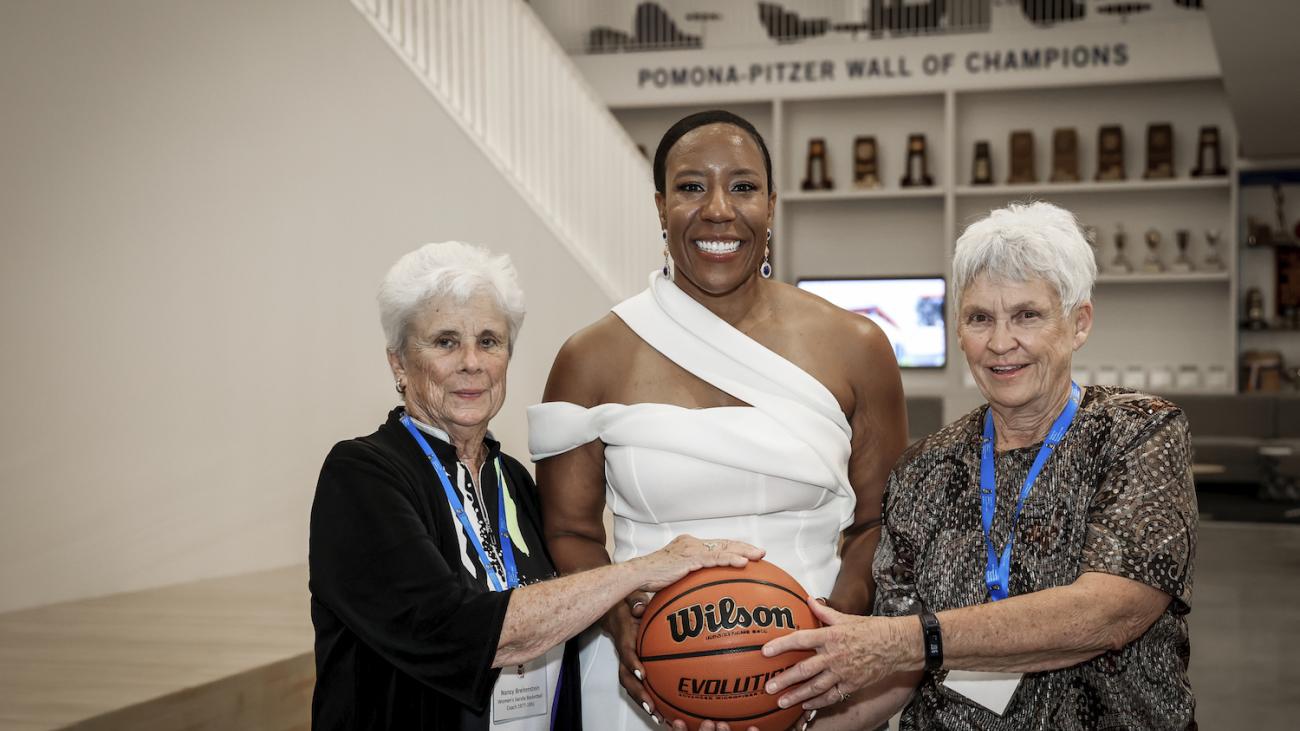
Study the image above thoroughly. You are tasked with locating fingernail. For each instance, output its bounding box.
[808,709,818,722]
[815,597,828,605]
[642,701,652,716]
[766,682,776,693]
[778,697,790,708]
[634,668,644,681]
[652,715,661,725]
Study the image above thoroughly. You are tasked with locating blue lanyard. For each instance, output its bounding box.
[401,415,519,592]
[979,382,1081,602]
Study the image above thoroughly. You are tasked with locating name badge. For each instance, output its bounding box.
[492,654,550,724]
[941,670,1023,716]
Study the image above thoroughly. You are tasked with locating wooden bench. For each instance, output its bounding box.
[0,565,313,730]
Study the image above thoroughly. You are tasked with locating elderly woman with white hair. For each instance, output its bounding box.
[762,202,1197,730]
[308,241,763,731]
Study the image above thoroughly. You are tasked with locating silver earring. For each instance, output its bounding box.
[395,380,406,395]
[767,228,772,243]
[760,246,772,279]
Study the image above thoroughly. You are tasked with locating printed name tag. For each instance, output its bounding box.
[942,670,1023,716]
[492,654,550,724]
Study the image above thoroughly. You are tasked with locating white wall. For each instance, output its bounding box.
[0,0,614,613]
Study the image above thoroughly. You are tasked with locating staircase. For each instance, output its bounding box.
[350,0,659,301]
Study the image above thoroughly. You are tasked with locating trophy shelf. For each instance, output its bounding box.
[954,177,1231,198]
[1095,272,1231,285]
[783,188,945,203]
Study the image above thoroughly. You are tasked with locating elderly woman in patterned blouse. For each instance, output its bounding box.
[762,201,1197,730]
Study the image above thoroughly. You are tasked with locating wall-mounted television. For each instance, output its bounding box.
[796,276,947,369]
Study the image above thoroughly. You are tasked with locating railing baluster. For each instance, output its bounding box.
[349,0,653,299]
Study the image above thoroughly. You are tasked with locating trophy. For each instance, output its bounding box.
[1050,128,1080,182]
[901,134,934,187]
[1111,224,1132,273]
[1191,125,1228,177]
[1171,230,1194,273]
[1143,123,1175,179]
[801,138,833,191]
[853,136,881,189]
[1007,130,1037,184]
[971,141,993,185]
[1203,229,1225,271]
[1096,125,1125,181]
[1142,229,1165,273]
[1244,287,1267,330]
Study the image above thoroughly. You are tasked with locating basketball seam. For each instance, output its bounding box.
[638,643,766,663]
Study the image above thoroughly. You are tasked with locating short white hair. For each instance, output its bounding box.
[953,201,1096,315]
[378,241,526,355]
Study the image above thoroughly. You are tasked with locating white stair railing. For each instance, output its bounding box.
[351,0,659,301]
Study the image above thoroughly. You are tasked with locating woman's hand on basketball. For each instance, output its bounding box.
[631,535,766,593]
[603,601,667,726]
[760,599,912,711]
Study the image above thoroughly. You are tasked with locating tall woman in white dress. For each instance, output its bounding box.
[529,110,908,730]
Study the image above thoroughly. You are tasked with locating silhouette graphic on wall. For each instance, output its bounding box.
[758,2,831,43]
[760,1,990,43]
[1021,0,1086,25]
[1096,2,1153,21]
[587,2,702,53]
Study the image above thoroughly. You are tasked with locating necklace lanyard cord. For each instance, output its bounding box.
[979,382,1081,602]
[401,415,519,592]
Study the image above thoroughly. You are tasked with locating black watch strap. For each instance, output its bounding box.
[920,610,943,671]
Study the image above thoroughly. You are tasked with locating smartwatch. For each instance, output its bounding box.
[919,610,943,671]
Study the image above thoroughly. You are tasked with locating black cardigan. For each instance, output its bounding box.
[309,407,581,729]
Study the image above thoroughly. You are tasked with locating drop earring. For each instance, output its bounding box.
[760,229,773,279]
[662,229,672,279]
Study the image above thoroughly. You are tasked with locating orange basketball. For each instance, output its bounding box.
[636,559,820,731]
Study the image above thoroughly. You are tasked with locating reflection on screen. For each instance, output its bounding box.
[797,277,946,368]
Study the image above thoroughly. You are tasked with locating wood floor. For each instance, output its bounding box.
[0,523,1296,729]
[0,566,312,730]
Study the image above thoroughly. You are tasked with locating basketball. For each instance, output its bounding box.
[636,559,820,731]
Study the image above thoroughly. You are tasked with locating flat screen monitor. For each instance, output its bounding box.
[796,276,946,369]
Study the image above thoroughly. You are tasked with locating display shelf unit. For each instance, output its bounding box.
[611,77,1239,413]
[1236,169,1300,376]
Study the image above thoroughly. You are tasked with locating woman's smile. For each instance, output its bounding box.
[692,238,742,256]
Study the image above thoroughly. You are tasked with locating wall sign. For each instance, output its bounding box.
[558,2,1219,105]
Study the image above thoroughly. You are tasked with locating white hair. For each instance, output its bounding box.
[378,241,526,356]
[952,201,1097,315]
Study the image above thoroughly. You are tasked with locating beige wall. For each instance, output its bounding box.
[0,0,614,612]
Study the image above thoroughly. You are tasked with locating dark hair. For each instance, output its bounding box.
[652,109,773,194]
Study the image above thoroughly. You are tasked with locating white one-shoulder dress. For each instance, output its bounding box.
[529,272,855,731]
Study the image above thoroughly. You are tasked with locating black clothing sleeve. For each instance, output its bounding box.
[309,438,510,711]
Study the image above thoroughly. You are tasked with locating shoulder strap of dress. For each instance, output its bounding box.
[612,272,851,438]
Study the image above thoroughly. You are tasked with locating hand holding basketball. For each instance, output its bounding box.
[607,536,766,728]
[761,599,915,711]
[629,535,766,593]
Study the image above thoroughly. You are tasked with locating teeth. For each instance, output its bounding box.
[991,365,1022,373]
[694,239,741,254]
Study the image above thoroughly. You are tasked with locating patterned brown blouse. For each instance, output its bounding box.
[874,386,1197,730]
